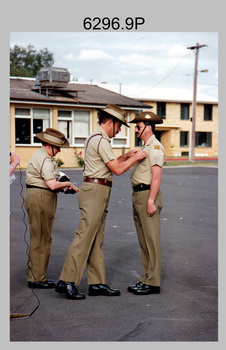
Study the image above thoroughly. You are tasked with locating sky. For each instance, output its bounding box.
[10,32,218,102]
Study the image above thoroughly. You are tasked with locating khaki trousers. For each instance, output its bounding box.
[24,188,57,282]
[60,182,111,285]
[132,189,162,286]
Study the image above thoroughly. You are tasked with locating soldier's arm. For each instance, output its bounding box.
[147,165,162,216]
[106,150,146,176]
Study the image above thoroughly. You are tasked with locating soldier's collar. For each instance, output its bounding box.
[143,134,156,147]
[97,126,111,141]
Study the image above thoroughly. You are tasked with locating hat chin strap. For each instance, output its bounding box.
[112,119,118,137]
[139,125,146,139]
[113,120,116,137]
[51,145,55,157]
[136,125,147,147]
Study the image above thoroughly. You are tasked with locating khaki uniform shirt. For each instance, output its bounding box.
[83,126,116,181]
[26,147,59,189]
[131,134,165,186]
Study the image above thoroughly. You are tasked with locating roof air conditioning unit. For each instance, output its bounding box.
[35,67,70,88]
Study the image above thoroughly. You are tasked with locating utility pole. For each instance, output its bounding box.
[187,43,207,162]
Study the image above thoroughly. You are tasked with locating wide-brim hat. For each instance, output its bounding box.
[101,104,129,127]
[129,111,163,124]
[36,128,70,148]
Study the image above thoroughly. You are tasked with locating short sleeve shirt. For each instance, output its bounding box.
[83,126,116,181]
[26,147,59,188]
[131,134,165,186]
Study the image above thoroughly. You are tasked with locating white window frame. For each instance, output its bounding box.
[73,110,92,147]
[111,115,129,148]
[57,109,92,147]
[58,110,73,145]
[15,107,52,146]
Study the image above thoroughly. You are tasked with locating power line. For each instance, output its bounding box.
[129,51,191,97]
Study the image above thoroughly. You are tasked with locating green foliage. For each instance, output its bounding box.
[54,158,64,167]
[10,44,54,77]
[74,150,84,167]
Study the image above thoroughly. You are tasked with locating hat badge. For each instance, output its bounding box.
[145,115,152,119]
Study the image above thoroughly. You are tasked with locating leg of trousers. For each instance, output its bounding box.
[24,188,57,282]
[132,189,162,286]
[60,182,111,285]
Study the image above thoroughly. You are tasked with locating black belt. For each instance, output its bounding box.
[26,184,53,192]
[133,184,150,192]
[84,177,112,187]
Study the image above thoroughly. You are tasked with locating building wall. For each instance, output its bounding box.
[10,99,218,168]
[11,103,134,168]
[143,100,218,157]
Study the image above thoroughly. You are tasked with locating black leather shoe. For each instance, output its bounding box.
[88,284,121,296]
[55,280,86,300]
[127,281,144,293]
[28,279,56,289]
[133,283,160,295]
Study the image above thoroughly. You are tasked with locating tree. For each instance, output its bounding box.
[10,44,54,77]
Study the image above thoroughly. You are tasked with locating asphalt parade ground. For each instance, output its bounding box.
[9,166,219,344]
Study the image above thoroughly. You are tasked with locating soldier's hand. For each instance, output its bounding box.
[127,149,138,157]
[147,201,157,216]
[135,150,147,161]
[69,183,80,192]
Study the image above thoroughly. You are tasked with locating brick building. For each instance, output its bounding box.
[138,98,218,158]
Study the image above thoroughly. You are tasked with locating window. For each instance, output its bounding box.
[15,108,31,144]
[33,109,50,143]
[58,110,72,145]
[15,108,50,145]
[157,102,166,119]
[112,117,129,147]
[195,132,212,147]
[96,111,129,148]
[74,111,90,146]
[16,118,31,144]
[204,104,213,121]
[181,151,189,156]
[180,131,189,147]
[155,131,161,142]
[15,108,30,116]
[58,110,91,146]
[135,133,142,147]
[180,103,190,120]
